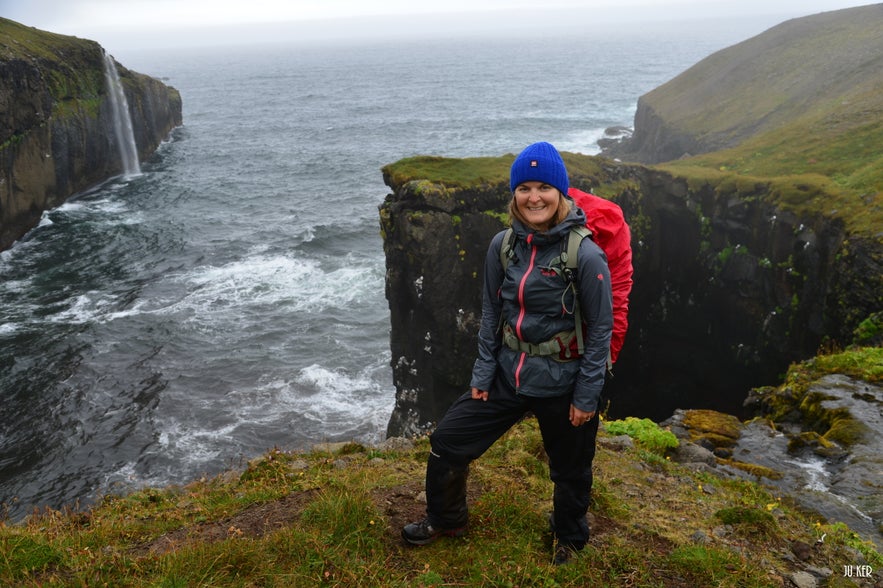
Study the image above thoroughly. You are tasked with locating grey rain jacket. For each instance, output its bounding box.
[469,205,614,413]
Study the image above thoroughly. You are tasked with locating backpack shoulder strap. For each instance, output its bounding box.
[564,225,592,270]
[564,225,592,356]
[499,227,515,271]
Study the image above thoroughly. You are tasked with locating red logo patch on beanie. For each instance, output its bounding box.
[530,160,538,167]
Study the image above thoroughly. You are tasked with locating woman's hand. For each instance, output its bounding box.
[471,387,489,402]
[569,404,595,427]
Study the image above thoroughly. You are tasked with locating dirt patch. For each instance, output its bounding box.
[373,483,427,542]
[136,489,319,555]
[133,481,611,557]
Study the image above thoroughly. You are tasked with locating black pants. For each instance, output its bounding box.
[426,375,599,549]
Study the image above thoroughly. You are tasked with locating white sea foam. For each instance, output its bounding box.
[37,212,54,228]
[238,364,392,433]
[46,291,132,325]
[558,128,608,155]
[167,252,383,317]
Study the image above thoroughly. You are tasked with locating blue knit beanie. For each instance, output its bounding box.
[509,141,569,195]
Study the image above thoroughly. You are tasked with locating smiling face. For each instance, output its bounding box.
[513,181,561,231]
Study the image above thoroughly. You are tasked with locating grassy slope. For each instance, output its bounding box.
[0,17,103,115]
[643,6,883,237]
[1,399,880,587]
[3,342,882,586]
[643,6,883,150]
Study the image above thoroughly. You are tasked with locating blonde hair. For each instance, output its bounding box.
[508,191,572,231]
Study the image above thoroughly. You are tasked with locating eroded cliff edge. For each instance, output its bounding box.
[0,18,182,251]
[381,155,882,437]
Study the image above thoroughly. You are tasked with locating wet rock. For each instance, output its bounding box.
[670,441,716,466]
[741,375,883,550]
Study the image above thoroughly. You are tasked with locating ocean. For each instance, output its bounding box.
[0,16,784,519]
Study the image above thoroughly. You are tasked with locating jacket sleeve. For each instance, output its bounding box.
[573,239,614,413]
[469,230,507,391]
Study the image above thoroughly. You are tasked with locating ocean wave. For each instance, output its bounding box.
[177,252,383,314]
[121,363,394,486]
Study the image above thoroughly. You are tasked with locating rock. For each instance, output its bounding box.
[790,540,813,562]
[598,434,634,451]
[789,571,817,588]
[804,566,832,580]
[379,437,416,452]
[670,441,716,466]
[313,442,352,454]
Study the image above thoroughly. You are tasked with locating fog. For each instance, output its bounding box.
[1,0,872,55]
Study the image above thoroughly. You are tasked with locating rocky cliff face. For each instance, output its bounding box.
[0,18,182,251]
[381,157,882,437]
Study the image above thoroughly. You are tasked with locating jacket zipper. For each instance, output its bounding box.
[514,234,536,390]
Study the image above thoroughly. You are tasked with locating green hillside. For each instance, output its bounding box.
[623,5,883,237]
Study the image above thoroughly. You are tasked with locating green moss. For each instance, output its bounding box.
[714,506,778,536]
[824,417,870,446]
[751,348,881,448]
[682,409,742,448]
[800,347,883,384]
[603,417,679,455]
[853,312,883,346]
[787,431,836,453]
[718,459,784,480]
[482,209,510,226]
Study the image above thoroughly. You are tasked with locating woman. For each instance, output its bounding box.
[401,141,614,565]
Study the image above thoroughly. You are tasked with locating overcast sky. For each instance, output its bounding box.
[1,0,873,52]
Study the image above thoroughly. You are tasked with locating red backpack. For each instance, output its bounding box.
[567,188,633,364]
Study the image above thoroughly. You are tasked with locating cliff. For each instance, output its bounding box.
[0,18,182,251]
[381,4,883,436]
[603,4,883,165]
[380,156,882,437]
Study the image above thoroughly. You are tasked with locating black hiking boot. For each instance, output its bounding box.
[401,518,466,546]
[547,512,586,565]
[553,543,578,565]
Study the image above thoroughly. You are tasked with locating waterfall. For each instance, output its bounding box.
[102,52,141,177]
